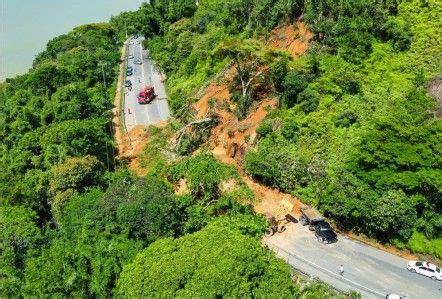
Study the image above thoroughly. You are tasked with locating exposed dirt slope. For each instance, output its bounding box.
[195,83,302,216]
[269,22,313,59]
[119,125,150,176]
[191,23,314,217]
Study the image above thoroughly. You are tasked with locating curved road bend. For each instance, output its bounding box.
[123,37,170,130]
[266,223,441,298]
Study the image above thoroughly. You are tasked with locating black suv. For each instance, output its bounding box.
[314,221,337,244]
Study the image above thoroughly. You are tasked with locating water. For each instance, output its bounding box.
[0,0,144,81]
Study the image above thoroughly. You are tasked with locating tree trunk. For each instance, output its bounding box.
[174,118,213,150]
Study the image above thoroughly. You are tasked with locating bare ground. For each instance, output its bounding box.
[112,23,419,260]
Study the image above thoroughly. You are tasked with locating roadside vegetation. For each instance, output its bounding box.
[244,0,442,257]
[144,0,442,258]
[1,0,440,297]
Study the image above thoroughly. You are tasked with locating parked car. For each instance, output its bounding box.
[128,54,134,59]
[129,41,134,45]
[134,58,142,65]
[314,221,337,244]
[385,294,405,299]
[124,80,132,87]
[407,261,441,280]
[127,66,133,72]
[126,70,133,76]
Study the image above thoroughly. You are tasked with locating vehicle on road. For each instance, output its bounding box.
[300,206,325,230]
[407,261,441,280]
[135,41,140,44]
[300,206,337,243]
[137,86,156,104]
[134,58,142,65]
[314,221,337,244]
[127,66,133,72]
[124,80,132,87]
[128,54,134,59]
[129,41,134,45]
[126,70,133,76]
[385,294,405,299]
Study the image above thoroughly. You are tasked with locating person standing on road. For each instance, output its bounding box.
[339,265,344,276]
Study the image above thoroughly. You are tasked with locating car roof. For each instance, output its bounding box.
[317,221,331,228]
[413,261,439,269]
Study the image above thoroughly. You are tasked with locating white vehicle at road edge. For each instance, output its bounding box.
[407,261,441,280]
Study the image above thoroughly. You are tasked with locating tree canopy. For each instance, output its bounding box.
[2,0,440,297]
[116,216,297,297]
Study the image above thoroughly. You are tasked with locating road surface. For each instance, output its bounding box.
[123,37,170,130]
[266,223,441,298]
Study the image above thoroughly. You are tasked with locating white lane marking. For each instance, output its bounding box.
[139,43,146,86]
[267,241,386,298]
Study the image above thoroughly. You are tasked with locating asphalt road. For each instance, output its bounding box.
[265,223,441,298]
[123,37,170,130]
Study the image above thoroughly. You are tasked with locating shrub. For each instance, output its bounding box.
[281,71,308,107]
[116,216,298,297]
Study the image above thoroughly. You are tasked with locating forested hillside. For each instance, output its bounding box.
[143,0,441,256]
[1,0,440,297]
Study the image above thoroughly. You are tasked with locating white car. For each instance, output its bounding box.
[386,294,405,299]
[128,54,134,59]
[407,261,441,280]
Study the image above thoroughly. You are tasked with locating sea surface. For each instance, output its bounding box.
[0,0,144,81]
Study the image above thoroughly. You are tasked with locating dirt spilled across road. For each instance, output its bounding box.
[191,23,419,261]
[112,39,151,176]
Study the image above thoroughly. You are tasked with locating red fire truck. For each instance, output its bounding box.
[137,86,156,104]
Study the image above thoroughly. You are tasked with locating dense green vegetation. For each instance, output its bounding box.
[0,23,123,295]
[0,23,118,220]
[2,0,440,297]
[116,216,295,297]
[144,0,441,256]
[245,0,442,256]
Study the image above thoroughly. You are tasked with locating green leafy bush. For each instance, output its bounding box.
[116,216,298,297]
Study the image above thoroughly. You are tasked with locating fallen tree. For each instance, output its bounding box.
[173,117,215,151]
